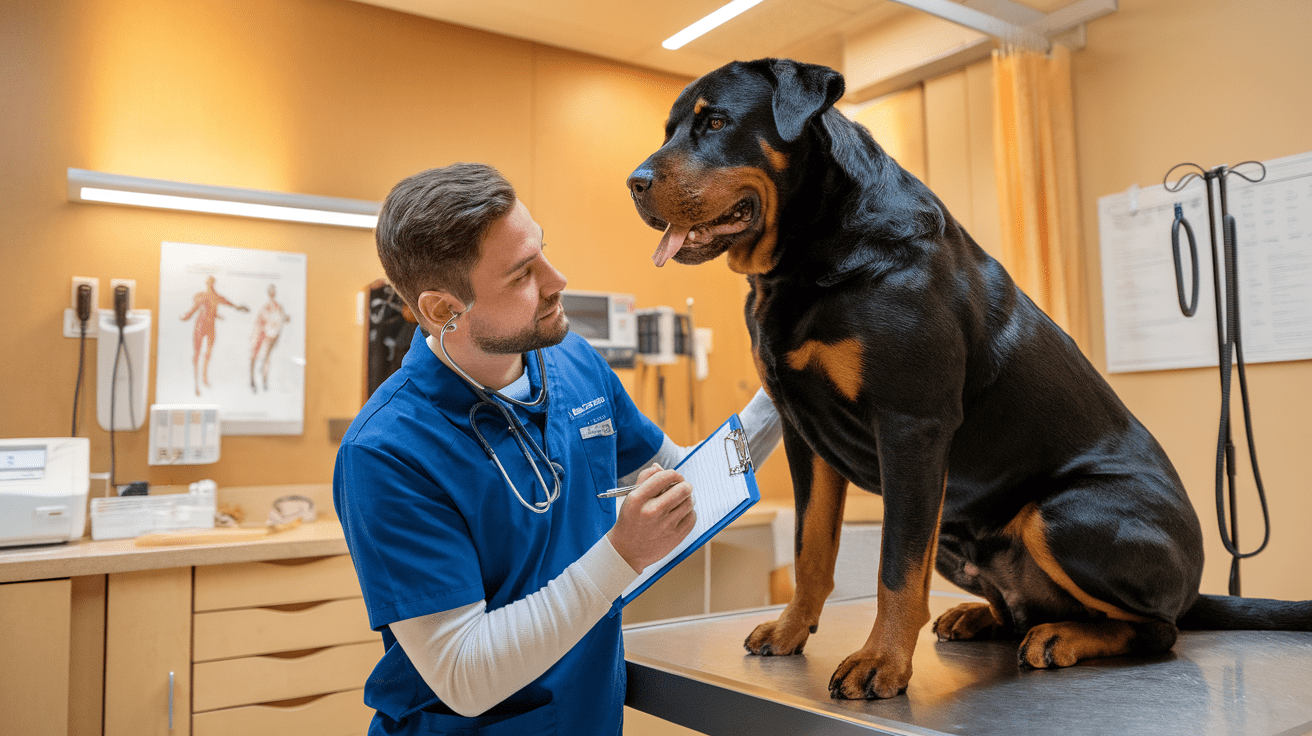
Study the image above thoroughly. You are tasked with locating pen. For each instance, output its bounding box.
[596,480,679,499]
[596,484,638,499]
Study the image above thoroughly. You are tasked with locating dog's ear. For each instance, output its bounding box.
[770,60,845,142]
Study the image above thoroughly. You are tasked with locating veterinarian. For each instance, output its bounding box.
[334,162,780,735]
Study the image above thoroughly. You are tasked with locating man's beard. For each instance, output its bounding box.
[470,301,570,355]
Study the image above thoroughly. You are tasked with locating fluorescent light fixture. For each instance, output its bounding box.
[662,0,765,50]
[67,168,380,229]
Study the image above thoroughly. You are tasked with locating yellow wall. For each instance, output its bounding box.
[0,0,787,494]
[4,0,1307,599]
[1072,0,1312,600]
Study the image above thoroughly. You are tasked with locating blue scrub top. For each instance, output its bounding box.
[334,328,663,735]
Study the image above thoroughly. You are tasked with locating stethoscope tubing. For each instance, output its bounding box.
[440,306,561,514]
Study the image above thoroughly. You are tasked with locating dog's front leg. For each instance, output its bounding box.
[744,423,848,656]
[829,416,951,699]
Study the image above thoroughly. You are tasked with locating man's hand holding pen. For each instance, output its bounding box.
[606,464,696,574]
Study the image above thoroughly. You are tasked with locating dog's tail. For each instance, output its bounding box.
[1176,593,1312,631]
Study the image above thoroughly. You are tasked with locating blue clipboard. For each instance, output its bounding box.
[614,414,760,610]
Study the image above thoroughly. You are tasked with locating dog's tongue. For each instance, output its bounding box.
[652,224,690,267]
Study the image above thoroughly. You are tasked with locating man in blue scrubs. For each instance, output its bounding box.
[335,163,778,735]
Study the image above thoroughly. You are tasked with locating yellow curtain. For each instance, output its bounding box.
[993,43,1088,351]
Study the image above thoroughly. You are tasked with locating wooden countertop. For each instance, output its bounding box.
[0,491,881,584]
[0,520,349,583]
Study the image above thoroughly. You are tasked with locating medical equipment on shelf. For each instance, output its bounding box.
[0,437,89,547]
[438,304,562,514]
[634,300,712,435]
[560,289,637,368]
[635,306,687,366]
[148,404,221,465]
[1162,159,1271,596]
[90,480,216,541]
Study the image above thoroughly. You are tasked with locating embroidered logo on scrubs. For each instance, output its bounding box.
[580,417,614,440]
[572,397,607,416]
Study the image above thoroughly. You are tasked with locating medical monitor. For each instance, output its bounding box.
[560,290,636,368]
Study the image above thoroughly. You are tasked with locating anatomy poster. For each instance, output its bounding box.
[157,242,306,434]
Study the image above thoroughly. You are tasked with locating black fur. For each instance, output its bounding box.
[628,58,1312,697]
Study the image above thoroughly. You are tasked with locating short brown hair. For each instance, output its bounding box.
[375,163,517,309]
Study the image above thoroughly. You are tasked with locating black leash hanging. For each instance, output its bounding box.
[1163,160,1271,596]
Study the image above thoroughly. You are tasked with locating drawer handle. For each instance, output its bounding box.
[168,671,175,730]
[258,691,334,710]
[264,646,331,660]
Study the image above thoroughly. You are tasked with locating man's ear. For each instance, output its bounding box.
[770,59,845,142]
[415,290,467,329]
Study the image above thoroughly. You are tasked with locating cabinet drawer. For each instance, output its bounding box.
[194,597,377,662]
[194,555,360,612]
[192,641,378,712]
[192,688,372,736]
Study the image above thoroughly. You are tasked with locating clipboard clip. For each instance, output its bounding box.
[725,428,752,476]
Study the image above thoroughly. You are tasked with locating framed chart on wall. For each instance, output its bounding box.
[1098,151,1312,373]
[156,242,307,435]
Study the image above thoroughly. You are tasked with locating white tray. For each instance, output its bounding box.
[90,492,215,541]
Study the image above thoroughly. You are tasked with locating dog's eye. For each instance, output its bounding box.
[708,117,726,131]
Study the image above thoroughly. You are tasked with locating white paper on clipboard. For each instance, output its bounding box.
[616,414,760,608]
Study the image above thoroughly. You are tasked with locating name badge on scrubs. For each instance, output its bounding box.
[580,417,614,440]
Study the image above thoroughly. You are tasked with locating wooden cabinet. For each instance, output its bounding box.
[0,517,368,735]
[105,567,192,736]
[0,578,72,736]
[190,556,377,736]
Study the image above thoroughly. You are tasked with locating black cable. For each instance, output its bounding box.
[71,284,93,437]
[1165,162,1273,597]
[72,319,88,436]
[123,332,136,429]
[110,327,125,488]
[1170,203,1199,317]
[1213,214,1271,584]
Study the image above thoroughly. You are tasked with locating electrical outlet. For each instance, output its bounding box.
[110,278,136,312]
[65,276,100,338]
[63,308,99,338]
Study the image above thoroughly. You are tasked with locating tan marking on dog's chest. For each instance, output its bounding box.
[785,338,865,401]
[758,138,789,172]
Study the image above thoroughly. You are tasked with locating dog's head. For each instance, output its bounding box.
[627,59,844,274]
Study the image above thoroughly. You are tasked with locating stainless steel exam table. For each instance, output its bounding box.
[624,592,1312,736]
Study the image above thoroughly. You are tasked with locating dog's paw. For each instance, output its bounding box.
[933,602,1001,641]
[828,649,911,700]
[1017,622,1081,669]
[743,618,811,656]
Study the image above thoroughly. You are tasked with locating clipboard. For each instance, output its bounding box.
[614,414,760,610]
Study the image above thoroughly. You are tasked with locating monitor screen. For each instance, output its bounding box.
[562,293,610,341]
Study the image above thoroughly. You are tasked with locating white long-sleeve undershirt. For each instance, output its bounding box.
[391,387,781,717]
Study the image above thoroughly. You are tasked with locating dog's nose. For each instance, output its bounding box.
[627,167,654,196]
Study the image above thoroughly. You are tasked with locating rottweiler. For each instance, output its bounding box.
[626,58,1311,700]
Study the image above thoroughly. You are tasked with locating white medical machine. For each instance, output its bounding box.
[560,290,638,367]
[635,306,687,366]
[0,437,90,547]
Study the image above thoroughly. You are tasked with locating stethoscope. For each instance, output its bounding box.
[439,304,562,514]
